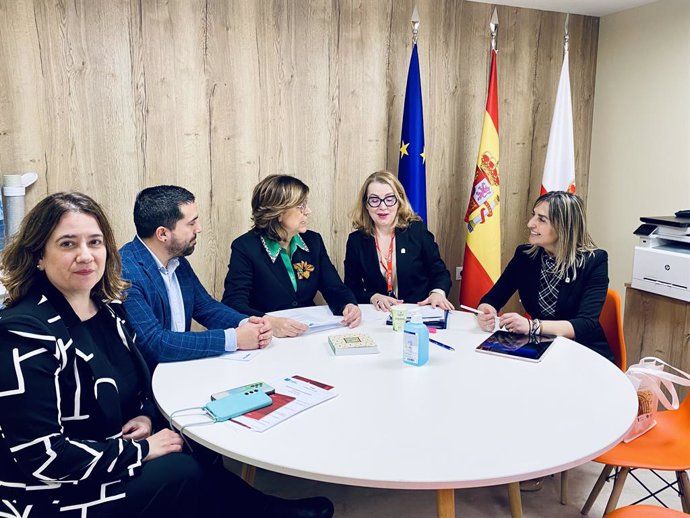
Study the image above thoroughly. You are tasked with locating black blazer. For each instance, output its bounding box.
[344,220,452,304]
[480,245,612,361]
[222,230,357,316]
[0,275,155,516]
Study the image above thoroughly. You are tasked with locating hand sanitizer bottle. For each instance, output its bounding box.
[403,312,429,366]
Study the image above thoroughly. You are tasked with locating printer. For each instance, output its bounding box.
[631,215,690,302]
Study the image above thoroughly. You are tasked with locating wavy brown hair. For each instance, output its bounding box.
[525,191,597,280]
[0,192,127,306]
[251,174,309,243]
[351,170,420,236]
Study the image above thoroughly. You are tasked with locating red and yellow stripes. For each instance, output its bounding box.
[460,50,501,309]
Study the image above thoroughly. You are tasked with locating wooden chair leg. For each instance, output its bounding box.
[677,470,690,513]
[561,470,568,505]
[507,482,523,518]
[241,463,256,485]
[436,489,455,518]
[604,467,629,516]
[581,464,614,515]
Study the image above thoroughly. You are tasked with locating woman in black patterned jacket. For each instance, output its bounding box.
[476,191,613,361]
[0,192,332,518]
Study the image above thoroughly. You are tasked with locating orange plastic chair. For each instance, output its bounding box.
[560,289,628,505]
[581,387,690,515]
[605,505,689,518]
[599,288,627,371]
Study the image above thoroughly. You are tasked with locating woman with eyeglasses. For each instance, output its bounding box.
[344,170,453,312]
[222,174,361,337]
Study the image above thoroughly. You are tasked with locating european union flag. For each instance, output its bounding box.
[398,43,427,222]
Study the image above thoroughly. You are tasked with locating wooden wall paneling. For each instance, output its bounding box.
[327,0,392,275]
[441,1,495,303]
[139,0,214,288]
[206,0,263,295]
[0,1,600,310]
[568,15,599,204]
[0,1,48,204]
[512,7,550,226]
[34,1,139,243]
[424,0,479,302]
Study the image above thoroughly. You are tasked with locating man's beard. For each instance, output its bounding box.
[169,237,196,257]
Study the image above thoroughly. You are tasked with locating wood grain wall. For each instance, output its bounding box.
[0,0,599,306]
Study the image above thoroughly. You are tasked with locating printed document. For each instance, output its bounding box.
[231,375,337,432]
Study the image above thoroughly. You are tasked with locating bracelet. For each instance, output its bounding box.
[532,318,542,336]
[528,319,534,335]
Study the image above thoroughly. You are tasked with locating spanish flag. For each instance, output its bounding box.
[460,49,501,309]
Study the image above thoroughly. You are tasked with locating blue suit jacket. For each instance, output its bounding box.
[120,237,247,369]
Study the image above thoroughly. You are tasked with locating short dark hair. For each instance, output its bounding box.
[134,185,195,238]
[0,192,127,305]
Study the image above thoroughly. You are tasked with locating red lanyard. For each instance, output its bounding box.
[375,233,395,296]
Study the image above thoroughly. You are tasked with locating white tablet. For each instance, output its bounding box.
[476,331,555,362]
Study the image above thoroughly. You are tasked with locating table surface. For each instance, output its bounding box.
[153,304,637,490]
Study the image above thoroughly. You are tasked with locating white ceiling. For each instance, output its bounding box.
[466,0,659,17]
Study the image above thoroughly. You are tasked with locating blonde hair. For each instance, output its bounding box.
[351,170,420,236]
[251,174,309,242]
[526,191,597,279]
[0,192,128,306]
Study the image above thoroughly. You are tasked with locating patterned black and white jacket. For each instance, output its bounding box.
[0,275,156,517]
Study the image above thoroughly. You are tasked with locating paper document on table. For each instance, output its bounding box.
[219,349,261,362]
[230,375,337,432]
[417,306,446,319]
[283,309,344,334]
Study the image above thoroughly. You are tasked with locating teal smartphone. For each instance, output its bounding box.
[204,389,272,421]
[210,381,274,401]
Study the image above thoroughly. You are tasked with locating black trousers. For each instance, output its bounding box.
[106,452,268,518]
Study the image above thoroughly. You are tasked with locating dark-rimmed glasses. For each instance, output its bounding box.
[366,195,398,208]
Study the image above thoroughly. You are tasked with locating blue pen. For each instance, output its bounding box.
[429,338,455,352]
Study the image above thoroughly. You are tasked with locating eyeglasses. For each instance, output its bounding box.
[295,201,309,214]
[366,195,398,208]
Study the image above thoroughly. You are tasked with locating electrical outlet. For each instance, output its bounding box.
[455,266,463,281]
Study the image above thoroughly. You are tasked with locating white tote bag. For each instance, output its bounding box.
[623,357,690,443]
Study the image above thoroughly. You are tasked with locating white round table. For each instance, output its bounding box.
[153,305,637,518]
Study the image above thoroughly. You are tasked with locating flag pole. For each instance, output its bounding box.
[490,8,498,52]
[411,6,420,44]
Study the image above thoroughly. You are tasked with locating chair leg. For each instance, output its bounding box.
[561,470,568,505]
[677,471,690,513]
[507,482,523,518]
[436,489,455,518]
[581,465,614,515]
[604,467,630,515]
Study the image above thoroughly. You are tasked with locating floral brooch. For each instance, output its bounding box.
[293,261,315,280]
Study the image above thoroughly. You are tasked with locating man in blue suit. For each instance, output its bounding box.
[120,186,334,518]
[120,185,273,370]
